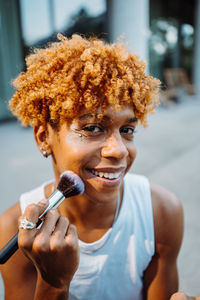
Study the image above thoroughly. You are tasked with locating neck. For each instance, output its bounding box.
[59,194,119,229]
[45,182,123,243]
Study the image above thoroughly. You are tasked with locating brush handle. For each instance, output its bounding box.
[0,232,19,264]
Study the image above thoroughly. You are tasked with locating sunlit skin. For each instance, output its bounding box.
[0,105,183,300]
[170,292,200,300]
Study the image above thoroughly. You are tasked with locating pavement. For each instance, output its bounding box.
[0,94,200,298]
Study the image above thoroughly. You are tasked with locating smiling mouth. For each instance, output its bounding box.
[90,169,122,180]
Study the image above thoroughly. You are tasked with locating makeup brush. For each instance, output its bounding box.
[0,171,84,264]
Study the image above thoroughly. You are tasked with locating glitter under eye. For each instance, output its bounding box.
[65,131,85,145]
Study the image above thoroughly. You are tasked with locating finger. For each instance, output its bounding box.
[51,216,69,239]
[170,292,192,300]
[49,216,70,250]
[20,198,49,225]
[18,199,49,248]
[64,224,78,246]
[38,209,60,236]
[31,210,61,254]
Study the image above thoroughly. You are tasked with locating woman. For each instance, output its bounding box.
[0,34,183,300]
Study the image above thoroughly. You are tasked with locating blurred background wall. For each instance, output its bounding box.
[0,0,200,121]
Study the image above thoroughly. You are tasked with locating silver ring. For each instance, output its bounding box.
[19,217,36,230]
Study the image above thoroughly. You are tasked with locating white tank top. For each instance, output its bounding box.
[20,173,155,300]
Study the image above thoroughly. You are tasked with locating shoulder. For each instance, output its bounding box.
[150,182,184,256]
[0,202,21,247]
[0,180,47,242]
[150,182,183,220]
[20,181,49,213]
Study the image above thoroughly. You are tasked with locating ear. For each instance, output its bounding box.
[34,125,52,157]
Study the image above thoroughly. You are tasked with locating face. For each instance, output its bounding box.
[46,106,137,204]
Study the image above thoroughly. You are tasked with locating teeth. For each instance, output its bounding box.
[92,170,120,179]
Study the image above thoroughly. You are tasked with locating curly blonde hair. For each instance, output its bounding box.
[9,34,160,128]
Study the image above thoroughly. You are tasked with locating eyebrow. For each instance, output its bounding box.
[78,114,110,121]
[127,117,138,123]
[78,114,138,123]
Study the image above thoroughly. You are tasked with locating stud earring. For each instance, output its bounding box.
[42,150,48,158]
[78,133,82,137]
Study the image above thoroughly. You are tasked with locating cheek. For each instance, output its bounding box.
[61,134,100,165]
[63,132,89,161]
[125,145,137,174]
[128,145,137,163]
[132,146,137,158]
[65,132,102,154]
[51,135,86,170]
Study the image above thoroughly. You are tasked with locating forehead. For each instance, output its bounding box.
[75,105,137,123]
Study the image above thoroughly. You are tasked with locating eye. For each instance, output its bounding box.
[120,127,134,134]
[120,127,136,140]
[82,125,103,134]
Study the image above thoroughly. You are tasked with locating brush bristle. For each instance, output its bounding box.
[57,171,84,198]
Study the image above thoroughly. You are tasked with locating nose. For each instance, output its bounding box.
[101,132,128,160]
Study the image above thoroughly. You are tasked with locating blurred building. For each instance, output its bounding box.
[0,0,199,121]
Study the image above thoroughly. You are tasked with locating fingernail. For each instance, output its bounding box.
[38,198,48,205]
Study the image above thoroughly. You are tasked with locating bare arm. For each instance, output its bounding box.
[143,183,184,300]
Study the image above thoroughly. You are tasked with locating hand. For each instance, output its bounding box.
[18,199,80,289]
[170,292,198,300]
